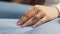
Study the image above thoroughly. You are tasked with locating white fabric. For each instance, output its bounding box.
[55,3,60,12]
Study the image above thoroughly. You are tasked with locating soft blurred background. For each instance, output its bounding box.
[0,0,46,19]
[0,0,45,5]
[0,0,60,5]
[0,0,60,19]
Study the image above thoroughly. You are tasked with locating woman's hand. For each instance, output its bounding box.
[17,5,59,28]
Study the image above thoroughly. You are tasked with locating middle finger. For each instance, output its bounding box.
[18,7,39,25]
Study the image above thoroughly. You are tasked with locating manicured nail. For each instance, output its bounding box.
[17,22,20,24]
[22,24,26,27]
[32,25,36,28]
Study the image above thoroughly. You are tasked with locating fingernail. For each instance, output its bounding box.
[17,22,20,25]
[17,22,22,26]
[32,26,35,28]
[32,25,36,28]
[22,24,26,27]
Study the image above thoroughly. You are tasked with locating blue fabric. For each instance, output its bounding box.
[0,18,59,34]
[0,2,60,34]
[0,2,32,19]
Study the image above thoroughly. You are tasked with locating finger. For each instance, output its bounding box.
[33,16,48,28]
[22,16,38,27]
[22,12,43,27]
[17,7,34,24]
[17,7,35,25]
[17,7,39,25]
[24,7,34,15]
[35,12,45,19]
[17,16,28,25]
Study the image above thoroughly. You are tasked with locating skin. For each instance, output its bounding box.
[17,5,59,28]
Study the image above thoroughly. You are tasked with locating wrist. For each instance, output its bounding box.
[55,3,60,17]
[53,7,59,18]
[51,3,60,18]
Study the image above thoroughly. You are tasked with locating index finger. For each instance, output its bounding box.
[17,7,39,25]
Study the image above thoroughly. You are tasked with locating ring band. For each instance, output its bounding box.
[35,14,40,19]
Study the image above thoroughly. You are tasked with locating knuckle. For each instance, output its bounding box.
[34,5,39,9]
[34,5,39,7]
[34,5,39,8]
[40,20,44,23]
[46,16,50,20]
[34,5,42,8]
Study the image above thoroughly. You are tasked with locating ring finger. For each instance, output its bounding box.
[22,12,44,27]
[17,7,39,25]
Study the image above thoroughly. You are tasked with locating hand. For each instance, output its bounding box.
[17,5,59,28]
